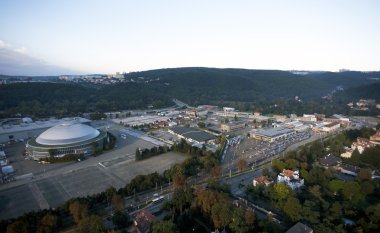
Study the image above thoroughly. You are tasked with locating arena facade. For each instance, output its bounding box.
[26,123,108,160]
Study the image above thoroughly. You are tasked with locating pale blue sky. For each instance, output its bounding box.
[0,0,379,75]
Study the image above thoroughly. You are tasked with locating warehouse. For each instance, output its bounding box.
[251,127,295,142]
[168,126,216,144]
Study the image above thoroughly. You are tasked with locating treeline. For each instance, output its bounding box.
[0,82,172,118]
[41,154,84,163]
[135,139,222,162]
[135,145,169,161]
[247,129,380,232]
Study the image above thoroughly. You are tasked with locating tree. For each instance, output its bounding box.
[351,148,361,163]
[328,202,342,222]
[173,167,186,189]
[151,220,178,233]
[272,183,291,202]
[262,168,271,177]
[271,159,286,173]
[210,165,222,179]
[229,208,249,233]
[112,211,130,229]
[6,220,28,233]
[365,203,380,224]
[135,148,142,160]
[283,196,302,222]
[69,201,88,224]
[111,193,125,212]
[358,168,372,181]
[36,214,57,233]
[308,185,322,200]
[211,203,232,229]
[172,186,193,216]
[77,215,104,233]
[198,122,206,128]
[244,208,255,230]
[341,181,362,202]
[237,159,248,171]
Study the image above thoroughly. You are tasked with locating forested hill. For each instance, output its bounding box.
[126,67,380,102]
[1,67,379,118]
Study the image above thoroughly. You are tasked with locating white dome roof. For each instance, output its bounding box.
[36,123,100,145]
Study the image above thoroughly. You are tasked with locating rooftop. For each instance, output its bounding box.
[169,126,216,143]
[285,222,313,233]
[319,154,342,167]
[0,117,91,135]
[254,176,273,185]
[254,127,294,138]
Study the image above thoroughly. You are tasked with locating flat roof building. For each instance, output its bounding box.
[220,121,246,132]
[251,127,295,142]
[168,126,216,144]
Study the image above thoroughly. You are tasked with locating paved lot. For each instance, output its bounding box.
[108,152,188,183]
[0,122,187,220]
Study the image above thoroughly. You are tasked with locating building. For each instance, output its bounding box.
[220,121,246,132]
[253,176,273,187]
[370,131,380,145]
[0,117,91,144]
[223,107,235,113]
[273,115,287,123]
[277,169,304,189]
[134,209,156,233]
[319,154,342,168]
[322,122,340,132]
[351,137,375,154]
[168,126,216,144]
[299,114,317,122]
[251,127,295,142]
[338,164,359,176]
[26,123,108,160]
[286,222,313,233]
[341,148,353,158]
[324,114,351,127]
[284,121,309,132]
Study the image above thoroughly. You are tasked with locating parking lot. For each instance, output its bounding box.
[0,121,188,220]
[223,131,311,171]
[239,131,310,163]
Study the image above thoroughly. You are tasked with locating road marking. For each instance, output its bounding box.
[29,182,50,210]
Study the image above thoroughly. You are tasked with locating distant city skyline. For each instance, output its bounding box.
[1,0,380,75]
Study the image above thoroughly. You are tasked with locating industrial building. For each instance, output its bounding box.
[168,126,216,144]
[26,123,108,160]
[251,127,295,142]
[220,121,246,132]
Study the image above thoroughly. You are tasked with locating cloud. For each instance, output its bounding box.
[0,40,11,49]
[14,47,27,54]
[0,39,82,76]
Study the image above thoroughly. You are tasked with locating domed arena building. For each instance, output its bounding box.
[26,122,108,160]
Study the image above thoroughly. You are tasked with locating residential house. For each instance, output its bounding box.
[253,176,273,187]
[277,169,304,189]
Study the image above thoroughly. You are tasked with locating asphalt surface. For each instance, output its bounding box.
[0,122,187,220]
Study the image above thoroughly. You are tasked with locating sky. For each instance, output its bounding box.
[0,0,379,75]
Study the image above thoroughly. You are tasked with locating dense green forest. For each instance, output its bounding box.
[1,68,380,118]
